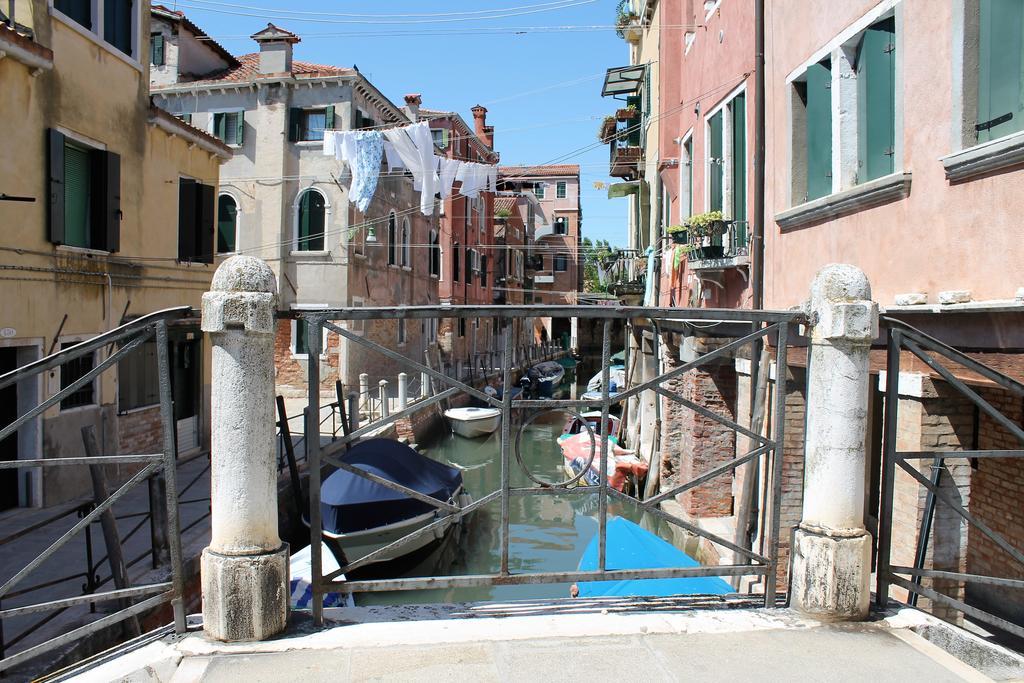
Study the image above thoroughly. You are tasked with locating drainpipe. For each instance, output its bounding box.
[751,0,766,315]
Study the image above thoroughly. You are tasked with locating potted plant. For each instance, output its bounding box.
[615,105,639,121]
[684,211,728,259]
[615,1,641,41]
[666,224,688,244]
[598,115,617,142]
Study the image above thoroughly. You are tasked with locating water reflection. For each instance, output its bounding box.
[354,389,678,606]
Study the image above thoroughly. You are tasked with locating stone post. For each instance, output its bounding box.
[421,371,430,398]
[791,263,878,620]
[379,380,389,418]
[200,255,288,641]
[359,373,369,415]
[347,392,360,431]
[398,372,408,410]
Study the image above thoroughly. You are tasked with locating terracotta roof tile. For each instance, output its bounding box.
[499,164,580,178]
[173,53,355,86]
[151,6,238,67]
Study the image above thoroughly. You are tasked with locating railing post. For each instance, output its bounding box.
[347,391,360,432]
[421,371,430,398]
[379,380,389,418]
[359,373,369,416]
[398,373,408,411]
[200,255,288,641]
[792,264,878,621]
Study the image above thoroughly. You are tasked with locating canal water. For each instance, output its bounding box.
[354,377,679,606]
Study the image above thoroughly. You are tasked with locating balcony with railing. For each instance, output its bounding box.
[679,220,751,271]
[595,248,646,302]
[608,119,643,180]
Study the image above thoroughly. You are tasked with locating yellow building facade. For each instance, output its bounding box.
[0,1,229,506]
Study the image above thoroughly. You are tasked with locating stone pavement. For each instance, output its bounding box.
[68,601,1024,682]
[0,453,212,663]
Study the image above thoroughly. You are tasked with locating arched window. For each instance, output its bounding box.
[428,229,440,277]
[217,194,238,253]
[387,211,397,265]
[401,218,411,267]
[296,189,326,251]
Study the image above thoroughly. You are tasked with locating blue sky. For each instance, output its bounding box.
[168,0,629,247]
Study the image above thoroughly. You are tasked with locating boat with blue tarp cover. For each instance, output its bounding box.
[577,517,733,597]
[319,438,469,568]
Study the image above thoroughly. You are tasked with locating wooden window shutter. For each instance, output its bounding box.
[288,108,302,142]
[978,0,1024,142]
[90,150,121,252]
[857,18,896,182]
[197,183,215,263]
[234,112,245,146]
[213,113,226,142]
[47,129,66,245]
[708,110,724,213]
[805,59,833,201]
[731,92,747,227]
[178,179,197,261]
[324,106,335,131]
[151,34,165,66]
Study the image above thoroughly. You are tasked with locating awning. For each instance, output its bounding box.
[602,64,646,97]
[607,181,640,198]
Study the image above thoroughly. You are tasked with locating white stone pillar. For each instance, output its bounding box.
[359,373,369,415]
[792,263,878,620]
[398,373,408,410]
[200,255,288,641]
[421,371,430,398]
[379,380,389,418]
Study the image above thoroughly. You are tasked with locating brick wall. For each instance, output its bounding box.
[117,405,163,456]
[775,366,807,593]
[273,319,341,397]
[966,387,1024,625]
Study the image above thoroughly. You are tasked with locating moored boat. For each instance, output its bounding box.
[576,517,733,597]
[562,411,621,439]
[319,439,469,568]
[557,431,648,493]
[289,541,355,609]
[528,360,566,398]
[445,406,502,438]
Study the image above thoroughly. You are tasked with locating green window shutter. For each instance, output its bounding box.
[857,18,896,182]
[64,143,92,249]
[218,195,237,253]
[104,0,133,56]
[295,320,309,355]
[213,113,226,143]
[298,191,325,251]
[324,105,335,131]
[288,108,302,142]
[708,110,723,213]
[90,150,120,252]
[151,34,165,66]
[685,138,693,218]
[978,0,1024,142]
[178,179,197,260]
[47,129,66,245]
[235,112,244,146]
[55,0,91,29]
[805,59,833,201]
[731,92,747,243]
[197,184,215,263]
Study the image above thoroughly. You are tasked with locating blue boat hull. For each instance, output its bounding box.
[577,517,733,597]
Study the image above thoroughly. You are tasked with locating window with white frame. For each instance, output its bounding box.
[534,182,545,199]
[429,229,440,276]
[348,298,365,336]
[788,10,899,206]
[401,217,411,267]
[387,211,398,265]
[292,315,328,357]
[295,188,326,251]
[217,194,238,253]
[678,132,693,222]
[211,111,244,146]
[705,89,747,223]
[556,181,567,199]
[397,318,407,345]
[53,0,138,59]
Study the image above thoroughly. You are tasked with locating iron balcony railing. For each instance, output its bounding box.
[0,308,189,675]
[289,305,805,627]
[683,221,751,269]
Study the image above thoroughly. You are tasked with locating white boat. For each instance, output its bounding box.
[289,541,355,609]
[445,406,502,438]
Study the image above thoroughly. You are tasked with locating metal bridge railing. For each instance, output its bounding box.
[0,308,189,674]
[288,305,804,626]
[876,316,1024,639]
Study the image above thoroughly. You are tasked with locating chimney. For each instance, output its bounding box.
[403,93,422,122]
[471,104,493,148]
[250,23,300,75]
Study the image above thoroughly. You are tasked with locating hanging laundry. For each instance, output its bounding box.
[322,130,340,158]
[439,157,462,199]
[323,130,384,213]
[486,165,497,193]
[383,141,404,172]
[383,122,439,216]
[456,162,489,198]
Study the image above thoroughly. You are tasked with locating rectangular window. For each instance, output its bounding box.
[213,111,244,146]
[856,18,896,183]
[104,0,133,56]
[150,33,164,66]
[465,246,472,283]
[60,342,95,410]
[480,255,488,287]
[556,181,567,198]
[554,254,568,272]
[684,137,693,219]
[554,217,568,235]
[458,317,466,338]
[708,110,724,212]
[118,339,158,412]
[178,179,215,263]
[978,0,1024,142]
[294,320,310,356]
[47,130,120,252]
[730,92,747,248]
[795,59,833,202]
[534,182,545,199]
[453,243,460,282]
[397,319,407,345]
[301,109,328,142]
[431,128,448,148]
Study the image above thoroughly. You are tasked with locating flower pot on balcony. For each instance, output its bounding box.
[695,245,725,260]
[615,108,639,121]
[623,23,643,43]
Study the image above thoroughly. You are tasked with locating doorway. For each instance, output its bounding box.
[0,348,17,509]
[170,331,202,454]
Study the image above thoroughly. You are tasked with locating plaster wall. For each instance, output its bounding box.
[764,0,1024,308]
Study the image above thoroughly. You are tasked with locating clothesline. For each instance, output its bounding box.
[324,120,498,216]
